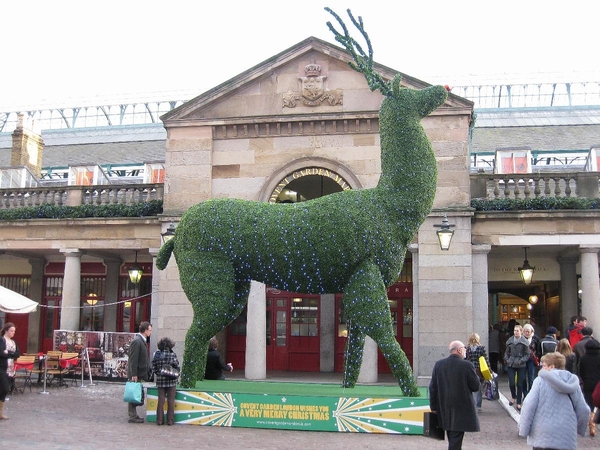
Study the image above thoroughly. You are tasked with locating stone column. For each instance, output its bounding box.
[579,246,600,324]
[358,337,378,383]
[28,258,45,353]
[558,255,579,333]
[60,250,82,331]
[319,294,335,372]
[245,281,266,380]
[472,244,492,348]
[103,258,122,332]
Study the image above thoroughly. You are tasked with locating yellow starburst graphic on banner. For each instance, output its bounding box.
[333,397,428,434]
[149,391,238,426]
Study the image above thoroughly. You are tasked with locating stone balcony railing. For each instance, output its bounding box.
[0,183,164,209]
[1,173,599,210]
[470,172,600,199]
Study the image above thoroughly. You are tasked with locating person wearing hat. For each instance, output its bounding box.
[540,326,559,356]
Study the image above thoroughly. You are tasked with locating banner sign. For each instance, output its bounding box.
[147,388,429,434]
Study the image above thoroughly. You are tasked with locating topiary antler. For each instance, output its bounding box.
[325,7,393,97]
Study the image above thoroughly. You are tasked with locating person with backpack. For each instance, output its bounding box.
[540,326,559,356]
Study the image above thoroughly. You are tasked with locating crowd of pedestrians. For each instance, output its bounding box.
[430,314,600,450]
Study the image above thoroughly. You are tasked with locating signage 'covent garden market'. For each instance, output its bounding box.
[1,37,600,385]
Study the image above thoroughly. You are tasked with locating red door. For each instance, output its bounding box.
[266,295,288,370]
[265,290,321,371]
[226,306,247,370]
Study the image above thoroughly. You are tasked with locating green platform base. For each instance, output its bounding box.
[147,380,430,434]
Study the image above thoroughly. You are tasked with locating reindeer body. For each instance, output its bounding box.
[157,9,448,395]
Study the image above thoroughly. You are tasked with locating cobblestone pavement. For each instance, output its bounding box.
[0,376,596,450]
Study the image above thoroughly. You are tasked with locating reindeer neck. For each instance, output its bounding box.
[375,119,437,218]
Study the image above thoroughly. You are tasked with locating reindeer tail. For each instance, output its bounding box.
[156,238,175,270]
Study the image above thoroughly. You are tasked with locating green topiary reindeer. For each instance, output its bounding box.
[156,8,448,396]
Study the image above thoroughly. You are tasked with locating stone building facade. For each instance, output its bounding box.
[1,36,599,386]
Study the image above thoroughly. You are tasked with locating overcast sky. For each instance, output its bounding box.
[2,0,599,110]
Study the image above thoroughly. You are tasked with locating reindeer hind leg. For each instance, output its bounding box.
[343,260,419,396]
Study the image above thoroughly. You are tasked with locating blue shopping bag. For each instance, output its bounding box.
[123,381,143,405]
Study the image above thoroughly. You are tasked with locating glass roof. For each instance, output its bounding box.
[1,81,600,133]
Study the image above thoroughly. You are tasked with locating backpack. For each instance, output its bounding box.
[540,340,557,355]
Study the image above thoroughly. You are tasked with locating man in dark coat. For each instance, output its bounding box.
[430,340,480,450]
[126,321,152,423]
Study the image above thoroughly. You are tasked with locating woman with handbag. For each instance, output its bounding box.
[465,333,491,412]
[504,324,530,412]
[151,337,180,426]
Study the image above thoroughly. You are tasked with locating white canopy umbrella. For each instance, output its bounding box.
[0,285,38,313]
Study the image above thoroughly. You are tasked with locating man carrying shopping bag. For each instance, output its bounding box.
[126,321,152,423]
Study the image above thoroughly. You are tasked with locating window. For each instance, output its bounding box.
[290,297,318,337]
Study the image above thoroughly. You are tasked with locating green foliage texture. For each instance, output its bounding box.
[471,197,600,211]
[0,200,163,220]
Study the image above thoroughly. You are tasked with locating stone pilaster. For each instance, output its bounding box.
[579,246,600,324]
[149,248,160,341]
[163,125,214,214]
[416,212,474,385]
[557,255,579,333]
[103,259,122,332]
[472,244,492,349]
[28,258,45,353]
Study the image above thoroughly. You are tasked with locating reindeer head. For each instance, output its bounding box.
[326,8,448,117]
[382,75,448,121]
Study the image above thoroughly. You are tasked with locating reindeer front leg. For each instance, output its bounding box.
[176,250,247,388]
[342,260,419,395]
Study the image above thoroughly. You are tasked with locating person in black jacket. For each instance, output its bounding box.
[429,340,480,450]
[204,337,232,380]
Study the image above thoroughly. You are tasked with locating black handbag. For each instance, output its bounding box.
[423,411,445,440]
[159,367,180,379]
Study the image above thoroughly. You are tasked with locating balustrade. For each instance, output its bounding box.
[470,172,600,200]
[0,183,163,209]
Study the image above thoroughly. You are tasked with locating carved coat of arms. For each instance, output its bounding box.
[283,62,343,108]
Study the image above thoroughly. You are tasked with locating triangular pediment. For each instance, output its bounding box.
[161,37,472,125]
